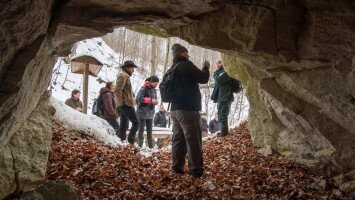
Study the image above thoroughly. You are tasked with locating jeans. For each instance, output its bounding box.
[118,105,139,144]
[171,110,204,177]
[138,118,153,148]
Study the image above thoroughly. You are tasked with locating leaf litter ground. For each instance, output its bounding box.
[47,122,351,200]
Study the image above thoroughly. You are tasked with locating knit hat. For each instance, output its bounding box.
[172,43,188,57]
[148,75,159,83]
[121,60,137,68]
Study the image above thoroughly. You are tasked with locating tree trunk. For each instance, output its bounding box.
[120,28,127,64]
[150,36,158,75]
[163,38,170,73]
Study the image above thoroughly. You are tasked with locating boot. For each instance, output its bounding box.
[217,121,229,137]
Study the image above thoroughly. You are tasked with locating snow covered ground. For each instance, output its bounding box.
[50,97,124,147]
[50,37,148,114]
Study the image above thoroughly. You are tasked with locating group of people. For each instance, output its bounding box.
[65,43,237,178]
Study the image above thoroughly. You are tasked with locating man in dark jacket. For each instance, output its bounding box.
[101,82,119,136]
[209,113,220,134]
[200,113,208,137]
[154,106,167,127]
[169,43,210,178]
[136,76,159,148]
[211,61,234,136]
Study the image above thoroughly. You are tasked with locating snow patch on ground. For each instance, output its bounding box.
[50,97,123,147]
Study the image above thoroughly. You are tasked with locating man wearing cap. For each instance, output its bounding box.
[169,43,210,178]
[115,60,140,144]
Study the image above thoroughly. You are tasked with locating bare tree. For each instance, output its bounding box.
[150,36,158,75]
[163,38,171,73]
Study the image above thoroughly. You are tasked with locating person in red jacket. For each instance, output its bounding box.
[101,82,119,136]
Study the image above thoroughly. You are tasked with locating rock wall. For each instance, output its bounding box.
[167,1,355,177]
[0,92,55,199]
[0,0,354,198]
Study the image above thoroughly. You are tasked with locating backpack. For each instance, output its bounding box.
[230,78,242,93]
[159,62,181,103]
[92,94,103,116]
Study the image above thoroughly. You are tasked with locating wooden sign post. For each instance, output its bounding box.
[70,55,103,114]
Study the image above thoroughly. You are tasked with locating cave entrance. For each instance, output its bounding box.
[50,27,249,149]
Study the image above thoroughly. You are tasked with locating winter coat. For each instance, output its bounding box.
[65,97,83,110]
[211,67,234,103]
[100,87,118,119]
[209,118,220,134]
[154,111,167,127]
[115,71,135,107]
[200,118,208,132]
[171,56,210,111]
[136,83,157,119]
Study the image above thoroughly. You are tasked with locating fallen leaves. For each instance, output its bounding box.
[46,122,351,199]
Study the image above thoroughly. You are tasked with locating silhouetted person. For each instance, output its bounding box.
[211,60,234,137]
[200,113,208,137]
[209,113,221,134]
[169,43,210,178]
[154,105,167,127]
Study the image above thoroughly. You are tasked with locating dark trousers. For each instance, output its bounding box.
[217,101,232,123]
[171,110,204,177]
[119,105,139,144]
[138,118,153,148]
[104,118,120,137]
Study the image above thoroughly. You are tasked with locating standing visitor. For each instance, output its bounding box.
[65,89,83,112]
[100,82,120,136]
[115,60,140,144]
[200,113,209,137]
[211,60,234,137]
[209,113,221,134]
[167,43,210,178]
[136,76,159,148]
[154,105,167,127]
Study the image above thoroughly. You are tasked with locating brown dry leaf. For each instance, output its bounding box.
[45,122,353,200]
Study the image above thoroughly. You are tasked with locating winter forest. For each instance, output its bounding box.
[50,27,249,127]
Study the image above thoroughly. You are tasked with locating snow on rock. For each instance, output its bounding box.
[50,97,123,147]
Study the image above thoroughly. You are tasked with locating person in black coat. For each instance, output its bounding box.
[154,106,167,127]
[200,113,208,137]
[136,76,159,148]
[209,113,221,134]
[169,43,210,178]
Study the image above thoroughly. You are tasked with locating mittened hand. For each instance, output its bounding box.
[152,99,159,105]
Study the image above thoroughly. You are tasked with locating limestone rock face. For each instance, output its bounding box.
[0,92,55,199]
[0,0,354,197]
[19,180,82,200]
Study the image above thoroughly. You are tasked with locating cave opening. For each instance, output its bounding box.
[50,27,250,150]
[1,0,354,199]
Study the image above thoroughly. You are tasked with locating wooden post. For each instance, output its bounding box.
[82,64,89,114]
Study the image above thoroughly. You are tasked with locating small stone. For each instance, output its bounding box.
[258,145,273,156]
[332,189,342,197]
[332,174,346,187]
[339,180,355,196]
[345,170,355,180]
[311,178,327,191]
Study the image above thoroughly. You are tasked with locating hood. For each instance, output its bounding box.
[99,87,110,95]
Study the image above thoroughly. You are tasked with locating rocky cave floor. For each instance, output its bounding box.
[41,122,352,200]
